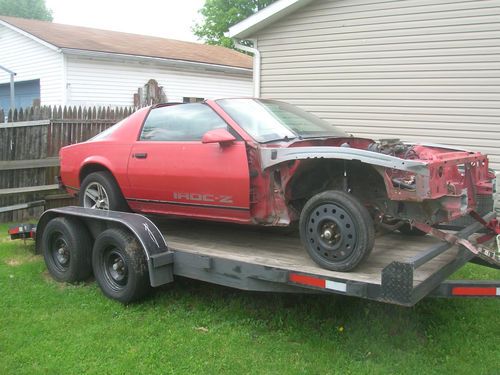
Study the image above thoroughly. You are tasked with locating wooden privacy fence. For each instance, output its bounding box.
[0,105,135,222]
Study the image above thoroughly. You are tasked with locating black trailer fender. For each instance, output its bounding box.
[36,206,174,287]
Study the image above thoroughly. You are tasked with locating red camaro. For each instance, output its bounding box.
[59,99,493,271]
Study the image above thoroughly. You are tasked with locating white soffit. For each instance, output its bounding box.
[228,0,315,39]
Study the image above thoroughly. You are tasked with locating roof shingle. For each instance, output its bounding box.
[0,16,252,70]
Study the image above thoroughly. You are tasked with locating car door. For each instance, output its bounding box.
[126,103,251,222]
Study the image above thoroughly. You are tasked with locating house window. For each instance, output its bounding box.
[0,79,40,110]
[183,97,204,103]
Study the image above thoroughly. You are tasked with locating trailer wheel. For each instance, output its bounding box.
[80,171,128,211]
[398,223,427,236]
[92,228,150,303]
[42,217,92,282]
[299,190,375,271]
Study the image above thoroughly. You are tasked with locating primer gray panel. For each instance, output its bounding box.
[260,146,429,175]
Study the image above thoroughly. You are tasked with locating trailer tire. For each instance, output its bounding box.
[42,216,92,282]
[92,228,150,303]
[300,190,375,271]
[80,171,128,211]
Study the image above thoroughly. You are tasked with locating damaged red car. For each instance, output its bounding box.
[59,99,493,271]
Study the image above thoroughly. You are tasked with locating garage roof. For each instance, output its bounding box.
[0,16,252,70]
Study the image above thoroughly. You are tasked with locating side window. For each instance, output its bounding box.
[140,103,227,141]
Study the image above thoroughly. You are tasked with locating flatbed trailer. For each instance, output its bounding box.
[17,207,500,306]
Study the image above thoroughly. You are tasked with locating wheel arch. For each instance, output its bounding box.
[284,159,388,209]
[79,161,114,185]
[78,160,130,211]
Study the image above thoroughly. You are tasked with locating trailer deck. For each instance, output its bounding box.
[158,219,458,287]
[154,217,496,305]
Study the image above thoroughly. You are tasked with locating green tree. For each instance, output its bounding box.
[0,0,53,21]
[193,0,276,49]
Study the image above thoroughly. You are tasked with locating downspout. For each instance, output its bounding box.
[233,39,261,98]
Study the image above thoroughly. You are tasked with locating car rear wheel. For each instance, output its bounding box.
[79,171,128,211]
[299,190,375,272]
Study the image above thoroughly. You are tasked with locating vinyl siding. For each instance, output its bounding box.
[254,0,500,170]
[65,56,253,107]
[0,24,64,107]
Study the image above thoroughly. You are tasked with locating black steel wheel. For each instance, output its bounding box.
[42,217,92,282]
[299,190,375,271]
[92,228,150,303]
[79,171,129,211]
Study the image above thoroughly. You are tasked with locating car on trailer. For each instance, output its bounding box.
[58,99,495,272]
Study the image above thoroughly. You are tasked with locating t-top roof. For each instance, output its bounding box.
[0,16,252,70]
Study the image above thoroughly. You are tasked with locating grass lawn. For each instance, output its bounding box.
[0,222,498,375]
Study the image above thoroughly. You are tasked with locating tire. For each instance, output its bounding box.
[79,171,128,211]
[299,190,375,272]
[92,228,150,303]
[398,223,427,236]
[42,217,92,282]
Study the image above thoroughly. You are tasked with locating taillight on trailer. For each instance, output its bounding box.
[8,224,36,240]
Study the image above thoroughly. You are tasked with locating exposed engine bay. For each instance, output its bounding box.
[260,136,493,229]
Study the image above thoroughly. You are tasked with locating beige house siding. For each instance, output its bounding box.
[253,0,500,170]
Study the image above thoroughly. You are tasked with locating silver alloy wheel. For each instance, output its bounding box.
[83,182,110,210]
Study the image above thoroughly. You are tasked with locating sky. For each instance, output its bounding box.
[45,0,206,42]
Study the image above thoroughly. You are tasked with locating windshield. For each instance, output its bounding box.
[216,98,347,142]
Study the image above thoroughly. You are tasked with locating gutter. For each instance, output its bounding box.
[60,48,252,77]
[232,39,261,97]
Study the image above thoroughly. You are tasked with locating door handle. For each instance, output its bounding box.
[133,153,148,159]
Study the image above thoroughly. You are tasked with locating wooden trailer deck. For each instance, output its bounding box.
[157,219,460,288]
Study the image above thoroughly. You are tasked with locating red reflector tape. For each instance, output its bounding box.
[289,273,347,292]
[452,287,499,296]
[289,273,325,288]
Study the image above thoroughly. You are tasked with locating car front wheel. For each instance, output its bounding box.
[299,190,375,272]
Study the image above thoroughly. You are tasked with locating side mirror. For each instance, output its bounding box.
[202,128,236,145]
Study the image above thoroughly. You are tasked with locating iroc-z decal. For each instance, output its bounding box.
[173,192,234,204]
